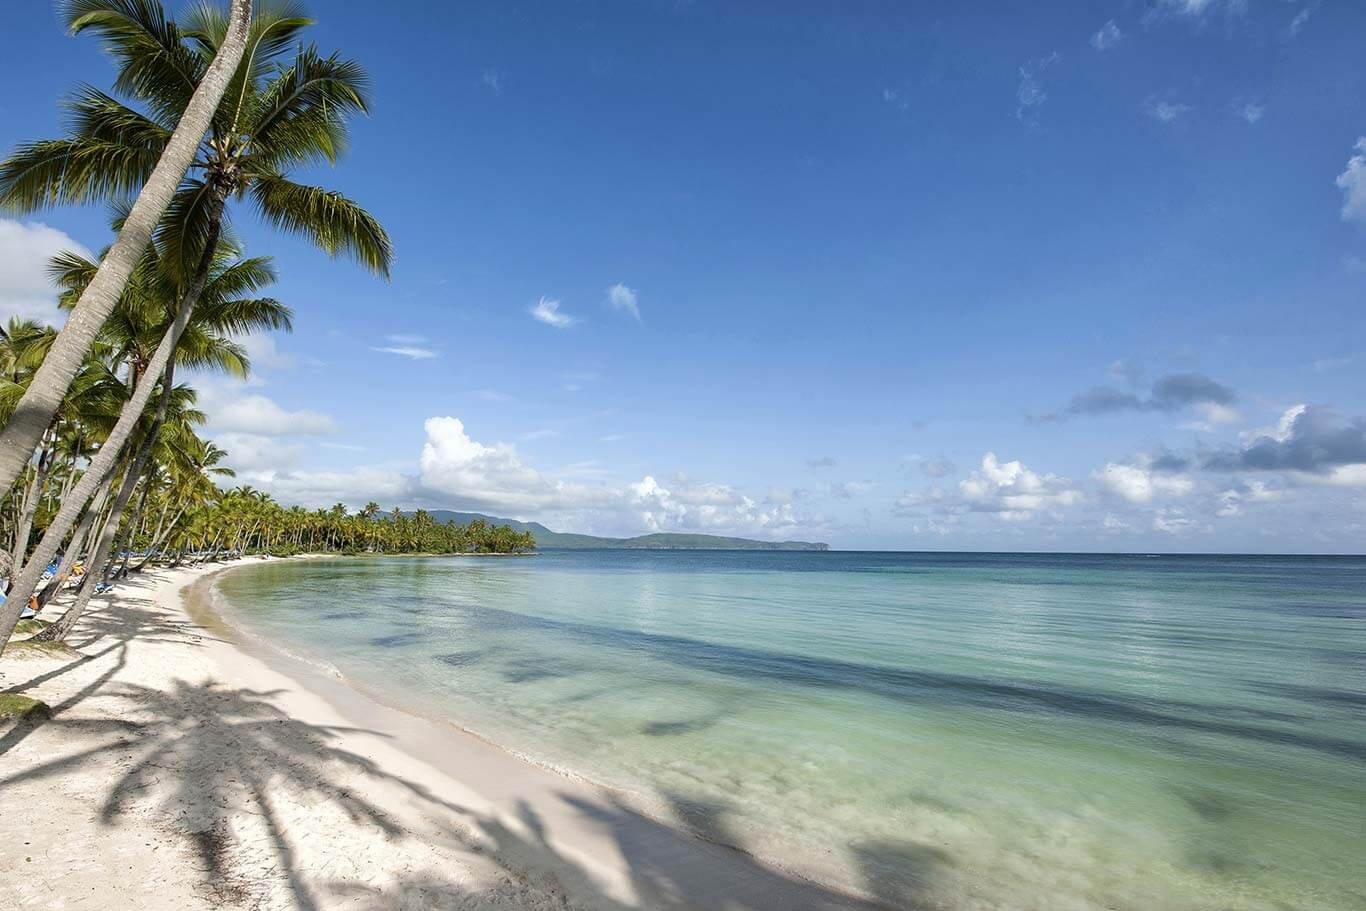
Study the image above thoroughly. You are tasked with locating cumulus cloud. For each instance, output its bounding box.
[1204,405,1366,482]
[807,456,837,468]
[0,218,90,325]
[1091,20,1122,51]
[530,296,575,328]
[607,283,640,320]
[210,394,338,436]
[1016,52,1060,124]
[1337,139,1366,224]
[628,475,807,535]
[419,416,599,512]
[233,415,825,539]
[1094,462,1194,503]
[898,453,1080,523]
[1037,372,1237,422]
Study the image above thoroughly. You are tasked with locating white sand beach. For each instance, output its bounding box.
[0,560,881,911]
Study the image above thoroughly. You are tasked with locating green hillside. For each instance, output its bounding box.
[418,511,829,551]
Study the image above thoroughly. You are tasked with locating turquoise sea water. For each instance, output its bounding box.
[215,551,1366,910]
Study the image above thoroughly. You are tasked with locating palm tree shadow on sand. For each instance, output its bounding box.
[1,651,953,910]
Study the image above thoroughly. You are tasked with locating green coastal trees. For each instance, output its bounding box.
[0,0,254,497]
[0,0,391,648]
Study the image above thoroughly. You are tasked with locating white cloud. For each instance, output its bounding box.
[236,332,294,371]
[419,416,604,512]
[1240,404,1306,445]
[372,345,438,359]
[210,394,337,436]
[0,219,90,325]
[1091,20,1122,51]
[213,413,826,539]
[1289,6,1313,35]
[482,69,502,92]
[530,296,575,328]
[627,475,807,535]
[475,389,512,402]
[1215,480,1280,517]
[958,453,1081,520]
[386,333,427,344]
[607,283,641,320]
[214,433,307,473]
[1237,101,1264,124]
[1152,507,1199,535]
[1094,462,1194,503]
[1145,99,1193,123]
[1016,52,1060,124]
[1157,0,1245,16]
[1337,139,1366,224]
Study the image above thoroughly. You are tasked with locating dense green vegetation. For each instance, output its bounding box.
[190,493,535,557]
[422,511,829,550]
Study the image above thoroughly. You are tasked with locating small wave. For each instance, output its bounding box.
[206,584,346,680]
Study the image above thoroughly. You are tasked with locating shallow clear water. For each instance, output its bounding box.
[216,551,1366,910]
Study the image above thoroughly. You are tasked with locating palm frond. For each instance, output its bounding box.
[62,0,203,121]
[249,174,391,276]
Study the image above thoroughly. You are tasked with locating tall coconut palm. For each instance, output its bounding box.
[0,2,388,652]
[29,239,287,643]
[0,0,254,497]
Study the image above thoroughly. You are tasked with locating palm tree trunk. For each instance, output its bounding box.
[0,199,226,653]
[0,0,253,499]
[9,429,54,570]
[133,499,186,572]
[35,459,116,610]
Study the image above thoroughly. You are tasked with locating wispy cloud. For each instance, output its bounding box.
[371,333,438,360]
[372,345,438,360]
[1016,52,1060,125]
[482,69,502,92]
[474,389,512,402]
[1290,4,1316,36]
[530,296,576,328]
[807,456,837,468]
[1236,101,1264,124]
[1145,98,1193,123]
[1091,20,1122,51]
[881,87,909,111]
[607,282,641,321]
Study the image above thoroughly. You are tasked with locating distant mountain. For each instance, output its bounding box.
[414,510,829,551]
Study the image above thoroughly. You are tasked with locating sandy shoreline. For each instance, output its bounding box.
[0,559,883,911]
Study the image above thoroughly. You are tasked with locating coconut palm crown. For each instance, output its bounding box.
[0,0,392,283]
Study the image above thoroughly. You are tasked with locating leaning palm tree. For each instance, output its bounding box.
[0,0,254,497]
[0,1,389,652]
[30,238,288,643]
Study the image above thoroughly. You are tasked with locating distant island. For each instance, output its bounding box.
[418,511,830,551]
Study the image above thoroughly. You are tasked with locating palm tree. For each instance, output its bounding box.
[0,2,389,651]
[32,238,287,643]
[0,0,254,497]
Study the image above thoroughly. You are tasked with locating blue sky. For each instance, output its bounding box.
[2,0,1365,551]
